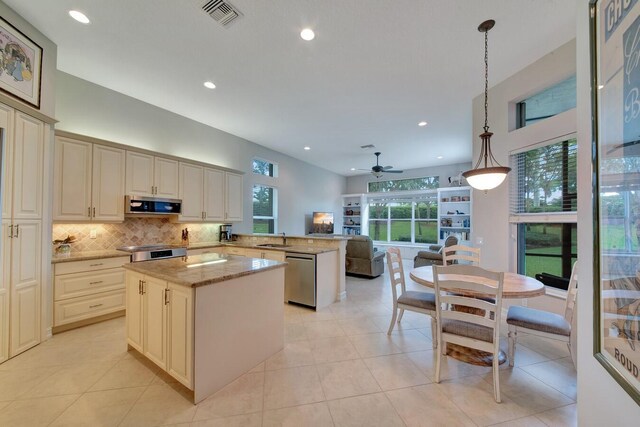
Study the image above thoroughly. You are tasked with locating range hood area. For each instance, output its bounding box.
[125,195,182,216]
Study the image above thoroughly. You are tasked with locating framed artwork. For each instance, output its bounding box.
[591,0,640,405]
[0,16,42,109]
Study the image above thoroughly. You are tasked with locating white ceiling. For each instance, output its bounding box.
[5,0,576,176]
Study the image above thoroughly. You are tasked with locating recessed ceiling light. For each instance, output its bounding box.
[69,10,90,24]
[204,81,216,89]
[350,168,356,171]
[418,121,428,127]
[598,84,604,90]
[300,29,315,41]
[304,146,311,151]
[437,156,443,159]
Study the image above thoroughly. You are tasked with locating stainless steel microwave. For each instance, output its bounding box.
[125,196,182,215]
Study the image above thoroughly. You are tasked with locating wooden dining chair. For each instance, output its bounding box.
[507,262,578,367]
[442,244,481,266]
[386,247,437,348]
[433,264,505,403]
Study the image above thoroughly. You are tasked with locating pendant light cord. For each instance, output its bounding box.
[484,28,489,133]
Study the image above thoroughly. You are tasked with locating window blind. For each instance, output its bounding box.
[509,139,577,215]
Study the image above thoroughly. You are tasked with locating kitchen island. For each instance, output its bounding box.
[123,253,285,403]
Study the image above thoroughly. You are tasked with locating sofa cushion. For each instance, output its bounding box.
[398,291,436,311]
[506,306,570,336]
[442,319,494,343]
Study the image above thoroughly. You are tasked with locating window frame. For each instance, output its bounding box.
[252,184,278,234]
[252,157,278,178]
[367,176,439,193]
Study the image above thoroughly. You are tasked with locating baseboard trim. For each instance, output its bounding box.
[338,291,347,301]
[52,310,125,334]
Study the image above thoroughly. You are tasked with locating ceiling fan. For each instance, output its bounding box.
[358,152,404,178]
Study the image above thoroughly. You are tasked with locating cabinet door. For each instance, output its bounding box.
[204,168,224,221]
[0,220,10,363]
[225,172,243,221]
[125,271,144,353]
[178,162,204,222]
[12,112,43,219]
[143,276,167,369]
[53,137,92,221]
[154,157,179,199]
[9,220,41,357]
[0,105,14,221]
[167,283,193,388]
[125,151,154,197]
[92,145,125,222]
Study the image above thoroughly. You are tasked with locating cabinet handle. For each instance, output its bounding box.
[138,279,142,295]
[8,225,13,238]
[89,263,103,267]
[14,225,19,238]
[93,207,96,217]
[164,288,169,305]
[88,207,91,217]
[89,304,103,309]
[141,280,146,295]
[89,281,103,285]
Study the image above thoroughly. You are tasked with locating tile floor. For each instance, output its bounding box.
[0,266,577,426]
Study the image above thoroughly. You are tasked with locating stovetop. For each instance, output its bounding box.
[117,244,186,253]
[117,244,188,262]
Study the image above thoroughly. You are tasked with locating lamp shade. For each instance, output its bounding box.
[462,166,510,191]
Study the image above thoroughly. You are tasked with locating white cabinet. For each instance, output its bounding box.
[437,186,472,245]
[126,271,194,388]
[179,163,243,223]
[53,136,125,222]
[0,105,45,362]
[126,151,179,199]
[53,256,129,330]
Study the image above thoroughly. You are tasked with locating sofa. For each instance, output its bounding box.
[345,236,385,278]
[413,235,459,267]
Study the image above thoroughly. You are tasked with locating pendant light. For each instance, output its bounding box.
[462,19,510,191]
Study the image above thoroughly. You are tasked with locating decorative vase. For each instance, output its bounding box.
[55,243,71,255]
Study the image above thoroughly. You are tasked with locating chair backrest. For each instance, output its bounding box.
[442,244,481,265]
[564,261,578,324]
[386,247,405,302]
[433,264,504,345]
[346,236,374,259]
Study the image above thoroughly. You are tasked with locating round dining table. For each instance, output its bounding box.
[409,265,545,366]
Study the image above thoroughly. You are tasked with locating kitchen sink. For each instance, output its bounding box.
[257,243,291,248]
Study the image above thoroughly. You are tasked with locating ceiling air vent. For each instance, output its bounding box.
[202,0,243,27]
[360,144,375,150]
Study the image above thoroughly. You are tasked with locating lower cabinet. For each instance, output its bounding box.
[126,271,194,389]
[211,246,286,262]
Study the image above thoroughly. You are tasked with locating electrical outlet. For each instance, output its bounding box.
[90,229,97,239]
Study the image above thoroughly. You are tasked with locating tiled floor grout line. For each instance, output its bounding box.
[115,382,151,427]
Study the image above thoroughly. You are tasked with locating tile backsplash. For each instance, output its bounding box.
[53,218,222,252]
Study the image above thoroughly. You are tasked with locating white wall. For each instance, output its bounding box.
[345,162,471,194]
[471,39,577,273]
[55,71,346,235]
[576,2,640,424]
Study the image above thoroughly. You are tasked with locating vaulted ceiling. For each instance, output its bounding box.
[5,0,576,175]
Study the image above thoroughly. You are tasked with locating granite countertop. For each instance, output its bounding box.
[51,250,130,264]
[233,233,350,241]
[223,242,337,254]
[122,253,286,288]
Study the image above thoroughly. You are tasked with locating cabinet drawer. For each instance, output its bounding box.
[55,256,129,275]
[188,247,224,256]
[54,289,125,326]
[55,268,125,301]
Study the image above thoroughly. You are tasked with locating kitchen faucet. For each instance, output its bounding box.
[282,232,286,246]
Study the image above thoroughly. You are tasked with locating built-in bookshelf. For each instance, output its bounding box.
[341,194,366,235]
[437,186,472,245]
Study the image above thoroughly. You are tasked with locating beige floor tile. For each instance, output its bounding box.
[514,335,570,360]
[300,308,336,322]
[21,361,115,398]
[152,368,182,385]
[388,329,434,352]
[386,384,476,427]
[193,372,264,420]
[263,365,325,410]
[0,365,60,401]
[372,315,421,332]
[0,342,89,370]
[349,332,403,358]
[247,361,265,373]
[490,415,549,426]
[338,316,386,336]
[363,353,430,390]
[317,359,381,400]
[0,401,10,411]
[520,360,577,401]
[328,392,405,427]
[119,383,197,426]
[191,413,262,426]
[534,403,577,427]
[0,394,79,427]
[309,336,360,364]
[90,356,160,391]
[49,387,145,427]
[284,322,308,342]
[305,320,346,338]
[263,402,334,427]
[406,349,494,381]
[507,342,552,367]
[436,375,535,425]
[265,341,314,370]
[355,303,393,317]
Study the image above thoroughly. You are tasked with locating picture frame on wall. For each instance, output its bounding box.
[0,16,42,109]
[590,0,640,405]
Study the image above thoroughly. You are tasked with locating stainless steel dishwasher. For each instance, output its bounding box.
[285,252,316,308]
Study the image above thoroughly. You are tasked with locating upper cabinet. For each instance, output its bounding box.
[11,112,44,220]
[225,172,243,222]
[53,136,125,222]
[178,162,204,222]
[125,151,179,199]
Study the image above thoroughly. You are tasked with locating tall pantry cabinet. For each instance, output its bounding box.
[0,104,46,363]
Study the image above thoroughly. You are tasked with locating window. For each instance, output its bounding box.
[252,159,277,177]
[253,185,277,233]
[510,138,577,289]
[368,176,438,193]
[516,75,576,129]
[368,193,438,244]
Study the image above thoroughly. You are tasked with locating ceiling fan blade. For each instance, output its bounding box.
[356,168,371,171]
[384,170,404,173]
[382,166,394,170]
